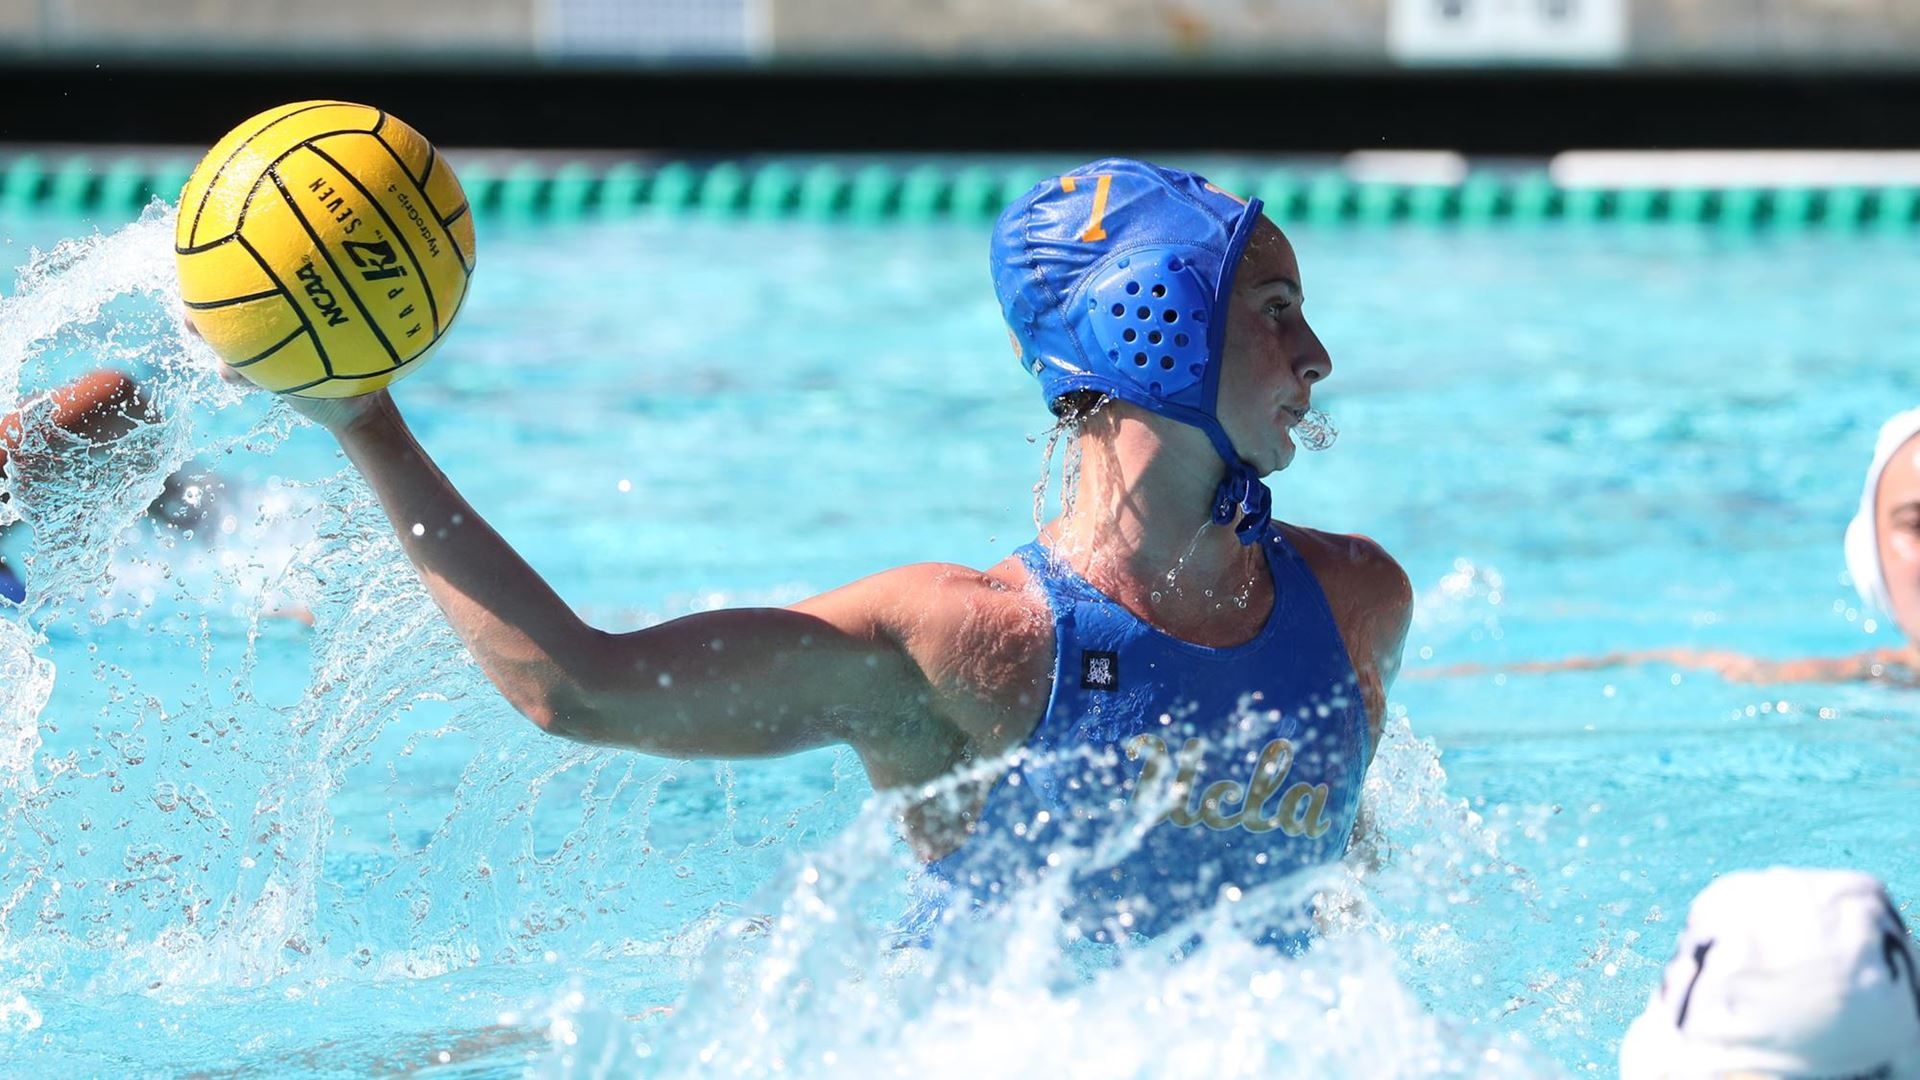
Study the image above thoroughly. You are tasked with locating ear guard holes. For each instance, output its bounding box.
[1084,245,1213,397]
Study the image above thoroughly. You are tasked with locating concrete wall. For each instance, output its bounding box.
[3,0,536,53]
[765,0,1389,62]
[1631,0,1920,64]
[0,0,36,40]
[766,0,1920,65]
[3,0,1920,66]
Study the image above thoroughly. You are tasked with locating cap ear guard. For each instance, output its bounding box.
[1847,407,1920,619]
[1846,509,1889,616]
[1082,247,1211,399]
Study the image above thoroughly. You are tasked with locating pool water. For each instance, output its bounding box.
[2,201,1918,1077]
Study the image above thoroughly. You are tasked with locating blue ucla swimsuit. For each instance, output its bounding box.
[914,523,1369,945]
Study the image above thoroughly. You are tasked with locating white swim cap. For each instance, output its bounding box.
[1845,408,1920,618]
[1620,868,1920,1080]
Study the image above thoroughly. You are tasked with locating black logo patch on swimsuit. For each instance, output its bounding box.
[1081,650,1120,691]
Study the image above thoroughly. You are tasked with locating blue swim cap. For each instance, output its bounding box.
[991,158,1272,542]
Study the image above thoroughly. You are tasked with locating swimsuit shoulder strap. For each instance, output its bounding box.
[1259,522,1356,666]
[1013,539,1096,607]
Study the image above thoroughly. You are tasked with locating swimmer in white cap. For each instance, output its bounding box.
[1842,407,1920,656]
[1424,409,1920,685]
[1622,867,1920,1080]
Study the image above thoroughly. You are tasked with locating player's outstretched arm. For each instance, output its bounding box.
[287,390,935,760]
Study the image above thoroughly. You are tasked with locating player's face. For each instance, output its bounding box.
[1875,431,1920,645]
[1214,219,1331,477]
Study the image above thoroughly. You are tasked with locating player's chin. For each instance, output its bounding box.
[1267,432,1297,474]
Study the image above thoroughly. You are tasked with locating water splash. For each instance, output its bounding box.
[1412,557,1508,661]
[515,712,1567,1079]
[1292,407,1338,452]
[1030,420,1068,534]
[0,619,52,787]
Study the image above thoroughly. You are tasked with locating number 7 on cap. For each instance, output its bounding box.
[1061,174,1114,242]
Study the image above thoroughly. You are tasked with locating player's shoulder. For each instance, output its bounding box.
[1274,523,1413,619]
[855,557,1055,732]
[793,555,1052,683]
[858,556,1049,632]
[849,557,1046,675]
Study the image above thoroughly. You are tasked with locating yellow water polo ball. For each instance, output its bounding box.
[175,101,476,398]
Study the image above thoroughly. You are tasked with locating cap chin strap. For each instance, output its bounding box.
[1200,197,1270,546]
[1211,462,1271,545]
[1202,415,1270,545]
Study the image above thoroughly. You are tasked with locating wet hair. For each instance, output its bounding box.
[1050,391,1110,427]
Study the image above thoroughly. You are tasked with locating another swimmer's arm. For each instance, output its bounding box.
[1736,649,1919,683]
[0,370,154,475]
[1413,647,1917,685]
[290,391,933,760]
[1410,651,1676,678]
[1662,647,1916,684]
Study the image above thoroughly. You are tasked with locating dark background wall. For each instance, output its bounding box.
[7,60,1920,155]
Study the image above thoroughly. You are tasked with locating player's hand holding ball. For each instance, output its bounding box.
[176,100,476,425]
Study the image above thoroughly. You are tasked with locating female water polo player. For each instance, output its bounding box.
[214,159,1413,943]
[1426,407,1920,686]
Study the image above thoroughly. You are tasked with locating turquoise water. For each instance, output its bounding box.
[2,203,1918,1076]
